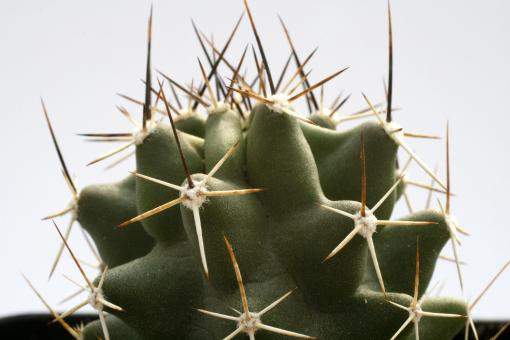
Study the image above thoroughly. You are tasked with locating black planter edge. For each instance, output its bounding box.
[0,314,508,339]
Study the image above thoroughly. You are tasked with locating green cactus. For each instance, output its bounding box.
[30,1,478,339]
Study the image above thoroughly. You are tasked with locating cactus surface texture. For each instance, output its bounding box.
[32,2,475,339]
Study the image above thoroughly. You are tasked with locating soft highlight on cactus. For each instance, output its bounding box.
[29,1,510,339]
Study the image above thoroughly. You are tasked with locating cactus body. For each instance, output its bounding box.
[38,4,471,339]
[75,103,467,339]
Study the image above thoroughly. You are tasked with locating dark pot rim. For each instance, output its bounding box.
[0,313,508,339]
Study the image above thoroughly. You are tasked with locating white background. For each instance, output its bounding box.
[1,0,509,320]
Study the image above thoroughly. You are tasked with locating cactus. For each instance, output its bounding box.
[28,1,487,339]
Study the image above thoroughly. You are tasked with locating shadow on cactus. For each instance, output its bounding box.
[30,1,488,339]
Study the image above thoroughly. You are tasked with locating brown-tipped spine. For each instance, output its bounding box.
[192,12,244,110]
[278,15,319,110]
[143,6,153,129]
[157,79,194,189]
[413,237,420,306]
[360,132,367,217]
[243,0,275,94]
[386,1,394,123]
[446,121,451,214]
[41,99,78,195]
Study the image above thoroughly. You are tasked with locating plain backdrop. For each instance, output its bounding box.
[1,0,510,320]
